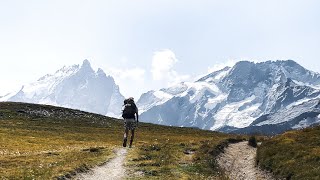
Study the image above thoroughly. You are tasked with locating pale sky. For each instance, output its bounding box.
[1,0,320,99]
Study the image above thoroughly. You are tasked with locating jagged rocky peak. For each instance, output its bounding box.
[276,59,302,68]
[221,60,320,89]
[56,64,80,74]
[220,61,266,91]
[82,59,91,67]
[80,59,94,73]
[37,74,51,81]
[97,68,105,74]
[38,64,81,82]
[272,60,320,85]
[137,90,156,103]
[97,68,110,79]
[222,61,253,84]
[1,59,125,117]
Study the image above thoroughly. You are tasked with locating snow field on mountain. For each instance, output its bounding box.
[2,59,320,133]
[0,60,124,117]
[139,60,320,133]
[211,96,261,130]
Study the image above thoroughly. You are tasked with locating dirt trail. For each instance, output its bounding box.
[217,141,274,180]
[75,148,127,180]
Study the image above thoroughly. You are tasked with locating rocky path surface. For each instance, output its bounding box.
[75,148,127,180]
[217,141,274,180]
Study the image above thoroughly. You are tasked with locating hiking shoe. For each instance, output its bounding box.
[123,138,127,147]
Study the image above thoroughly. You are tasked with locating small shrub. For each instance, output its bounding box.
[227,138,244,143]
[248,136,257,148]
[141,144,161,151]
[143,170,158,176]
[82,147,105,152]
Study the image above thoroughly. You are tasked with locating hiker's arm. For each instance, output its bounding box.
[136,112,139,122]
[136,106,139,122]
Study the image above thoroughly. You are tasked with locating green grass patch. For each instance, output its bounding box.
[0,102,122,179]
[0,102,242,179]
[257,126,320,180]
[126,121,245,179]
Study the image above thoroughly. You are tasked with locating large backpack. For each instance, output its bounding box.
[122,99,137,119]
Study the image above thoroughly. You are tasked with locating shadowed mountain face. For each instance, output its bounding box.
[0,60,125,116]
[138,60,320,134]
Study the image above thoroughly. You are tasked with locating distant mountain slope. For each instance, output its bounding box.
[0,60,125,116]
[138,60,320,134]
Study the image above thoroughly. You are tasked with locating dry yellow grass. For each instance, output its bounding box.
[257,126,320,180]
[0,102,241,179]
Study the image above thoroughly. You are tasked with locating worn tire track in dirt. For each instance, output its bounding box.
[217,141,274,180]
[75,148,127,180]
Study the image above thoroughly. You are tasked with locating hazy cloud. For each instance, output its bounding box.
[107,66,146,98]
[151,49,178,80]
[151,49,190,86]
[108,67,145,82]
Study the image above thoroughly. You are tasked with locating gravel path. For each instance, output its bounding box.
[217,141,274,180]
[75,148,127,180]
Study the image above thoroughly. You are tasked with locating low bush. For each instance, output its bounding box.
[248,136,257,148]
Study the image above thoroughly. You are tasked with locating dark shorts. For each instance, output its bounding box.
[124,118,137,130]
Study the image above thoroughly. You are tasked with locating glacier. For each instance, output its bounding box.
[137,60,320,134]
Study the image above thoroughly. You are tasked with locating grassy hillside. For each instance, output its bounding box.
[257,125,320,180]
[0,102,241,179]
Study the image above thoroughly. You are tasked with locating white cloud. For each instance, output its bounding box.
[108,67,145,82]
[151,49,190,86]
[106,66,146,99]
[151,49,178,80]
[105,50,191,98]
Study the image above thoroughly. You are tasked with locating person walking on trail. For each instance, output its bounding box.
[122,97,139,148]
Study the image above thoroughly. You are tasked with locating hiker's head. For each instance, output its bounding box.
[127,97,134,102]
[124,97,134,104]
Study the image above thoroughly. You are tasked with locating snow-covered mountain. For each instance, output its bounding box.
[0,60,125,116]
[137,60,320,134]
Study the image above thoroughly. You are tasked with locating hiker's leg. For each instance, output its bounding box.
[129,129,135,147]
[123,128,128,147]
[131,129,135,141]
[124,128,129,138]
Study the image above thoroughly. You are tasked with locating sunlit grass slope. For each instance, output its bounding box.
[126,124,246,179]
[0,102,242,179]
[257,126,320,180]
[0,102,123,179]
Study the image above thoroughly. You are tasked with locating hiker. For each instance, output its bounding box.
[122,97,139,148]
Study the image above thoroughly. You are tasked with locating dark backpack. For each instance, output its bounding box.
[122,99,137,119]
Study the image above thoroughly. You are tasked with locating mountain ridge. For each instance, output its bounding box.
[0,60,125,116]
[1,59,320,134]
[138,60,320,134]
